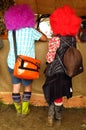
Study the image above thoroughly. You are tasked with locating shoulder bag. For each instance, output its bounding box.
[12,30,41,80]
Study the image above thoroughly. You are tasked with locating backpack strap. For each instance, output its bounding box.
[60,37,70,47]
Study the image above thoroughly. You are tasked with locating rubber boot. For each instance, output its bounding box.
[54,105,63,120]
[47,103,55,127]
[14,102,22,114]
[22,101,30,115]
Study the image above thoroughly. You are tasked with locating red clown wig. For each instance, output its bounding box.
[50,5,82,36]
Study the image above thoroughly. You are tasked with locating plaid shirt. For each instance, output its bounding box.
[7,27,42,69]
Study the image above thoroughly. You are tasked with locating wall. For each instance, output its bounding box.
[15,0,86,16]
[0,40,86,107]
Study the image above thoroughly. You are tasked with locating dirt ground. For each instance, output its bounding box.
[0,103,86,130]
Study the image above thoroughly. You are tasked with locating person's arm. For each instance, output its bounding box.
[37,28,50,42]
[39,34,49,42]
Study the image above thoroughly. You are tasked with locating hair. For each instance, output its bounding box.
[50,5,82,36]
[4,4,36,30]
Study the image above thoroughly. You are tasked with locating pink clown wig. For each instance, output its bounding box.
[4,4,36,30]
[50,5,82,36]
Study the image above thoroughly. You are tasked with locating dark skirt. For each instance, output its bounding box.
[42,73,72,105]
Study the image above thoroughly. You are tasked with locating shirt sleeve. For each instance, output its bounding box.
[31,28,42,41]
[46,37,60,63]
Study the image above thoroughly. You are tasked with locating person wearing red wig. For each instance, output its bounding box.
[42,5,81,126]
[4,4,48,116]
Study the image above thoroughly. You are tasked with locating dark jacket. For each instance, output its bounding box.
[45,36,76,76]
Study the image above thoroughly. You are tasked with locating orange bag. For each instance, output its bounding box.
[13,55,41,79]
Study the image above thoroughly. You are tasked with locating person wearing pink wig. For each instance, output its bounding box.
[4,4,48,116]
[42,5,82,126]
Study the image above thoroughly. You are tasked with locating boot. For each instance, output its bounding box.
[54,105,63,120]
[14,102,22,114]
[22,101,30,115]
[47,103,55,127]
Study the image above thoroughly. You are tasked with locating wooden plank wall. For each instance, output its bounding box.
[15,0,86,16]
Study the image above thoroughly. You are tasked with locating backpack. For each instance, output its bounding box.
[58,38,84,77]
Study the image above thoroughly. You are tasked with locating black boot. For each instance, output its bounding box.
[47,103,55,126]
[54,105,63,120]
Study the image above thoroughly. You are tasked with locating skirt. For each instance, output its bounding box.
[42,73,72,105]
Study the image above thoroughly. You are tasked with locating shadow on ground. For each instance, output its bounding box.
[0,103,86,130]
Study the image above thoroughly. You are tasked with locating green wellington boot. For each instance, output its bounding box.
[22,101,30,115]
[14,102,22,114]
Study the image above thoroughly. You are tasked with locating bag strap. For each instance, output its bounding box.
[57,54,66,72]
[60,37,70,47]
[57,37,70,72]
[12,30,17,60]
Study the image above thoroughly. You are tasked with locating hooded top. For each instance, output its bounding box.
[4,4,36,30]
[50,5,82,36]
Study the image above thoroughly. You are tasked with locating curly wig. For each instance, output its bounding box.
[50,5,82,36]
[4,4,36,30]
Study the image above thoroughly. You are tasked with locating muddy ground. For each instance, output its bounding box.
[0,103,86,130]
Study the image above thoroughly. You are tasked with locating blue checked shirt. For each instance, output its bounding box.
[7,27,42,69]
